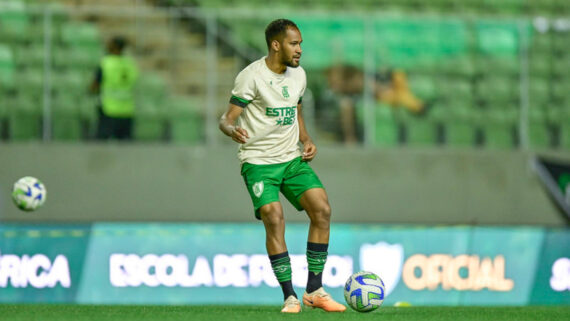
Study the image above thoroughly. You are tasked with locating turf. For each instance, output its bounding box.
[0,305,568,321]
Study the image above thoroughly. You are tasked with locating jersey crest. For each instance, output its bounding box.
[282,86,290,98]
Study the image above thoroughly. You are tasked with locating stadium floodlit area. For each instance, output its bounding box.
[0,0,569,320]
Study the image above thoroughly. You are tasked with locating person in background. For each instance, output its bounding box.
[323,66,426,144]
[90,36,138,140]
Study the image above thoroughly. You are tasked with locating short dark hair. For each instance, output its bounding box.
[265,19,299,49]
[110,36,127,52]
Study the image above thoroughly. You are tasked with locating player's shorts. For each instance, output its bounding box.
[241,157,324,220]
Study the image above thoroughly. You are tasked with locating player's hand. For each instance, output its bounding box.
[231,126,249,144]
[302,140,317,161]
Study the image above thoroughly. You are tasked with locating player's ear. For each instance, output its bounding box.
[271,39,280,52]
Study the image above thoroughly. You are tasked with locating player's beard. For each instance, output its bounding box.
[283,54,300,68]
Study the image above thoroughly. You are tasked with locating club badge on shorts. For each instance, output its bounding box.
[253,181,264,198]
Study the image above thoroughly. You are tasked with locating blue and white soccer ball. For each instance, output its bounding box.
[344,271,385,312]
[11,176,47,211]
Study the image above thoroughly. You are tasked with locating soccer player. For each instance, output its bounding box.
[219,19,346,313]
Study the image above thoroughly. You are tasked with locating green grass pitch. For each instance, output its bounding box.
[0,305,568,321]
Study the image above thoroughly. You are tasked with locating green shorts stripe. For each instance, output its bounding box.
[241,157,324,220]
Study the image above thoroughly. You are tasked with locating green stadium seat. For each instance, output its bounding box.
[441,101,477,147]
[440,57,475,77]
[54,46,102,70]
[15,68,44,97]
[60,22,100,48]
[52,70,89,95]
[409,75,437,101]
[529,33,551,53]
[528,106,551,149]
[134,100,165,141]
[374,104,398,147]
[14,44,47,68]
[78,95,98,137]
[474,56,517,78]
[52,94,81,141]
[529,55,550,77]
[480,107,518,149]
[166,96,203,144]
[136,72,167,105]
[551,56,570,78]
[548,104,570,149]
[475,76,517,103]
[0,1,30,43]
[528,78,550,105]
[551,80,570,102]
[396,107,438,146]
[0,45,15,90]
[437,77,473,102]
[9,95,41,140]
[476,21,519,56]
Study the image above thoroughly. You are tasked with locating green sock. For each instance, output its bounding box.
[269,252,296,300]
[306,242,328,293]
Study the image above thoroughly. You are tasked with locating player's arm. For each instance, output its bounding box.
[297,103,317,161]
[219,104,249,144]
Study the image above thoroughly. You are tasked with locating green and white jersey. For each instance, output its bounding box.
[230,57,306,165]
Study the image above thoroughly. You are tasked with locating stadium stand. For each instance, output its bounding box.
[1,0,569,150]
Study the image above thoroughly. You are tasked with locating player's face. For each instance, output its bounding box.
[280,27,302,68]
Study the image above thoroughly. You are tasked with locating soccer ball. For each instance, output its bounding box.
[344,271,385,312]
[11,176,47,211]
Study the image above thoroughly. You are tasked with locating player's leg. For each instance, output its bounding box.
[241,162,300,312]
[281,159,345,312]
[259,202,300,313]
[300,188,332,293]
[299,188,345,312]
[298,188,345,312]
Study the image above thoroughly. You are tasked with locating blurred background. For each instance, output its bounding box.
[0,0,569,307]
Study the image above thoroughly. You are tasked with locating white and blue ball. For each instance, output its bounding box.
[344,271,385,312]
[11,176,47,211]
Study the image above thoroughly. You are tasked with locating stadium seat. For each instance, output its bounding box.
[0,45,15,90]
[529,56,550,77]
[440,57,476,77]
[437,77,473,102]
[166,96,203,144]
[475,76,517,104]
[136,72,167,105]
[9,95,42,140]
[397,107,438,146]
[134,99,166,141]
[15,68,44,98]
[551,80,570,102]
[476,21,519,56]
[528,78,550,105]
[409,75,437,101]
[14,44,47,68]
[0,1,30,43]
[52,70,89,95]
[528,106,551,149]
[480,107,518,149]
[441,101,477,147]
[60,22,100,48]
[52,94,81,141]
[54,46,102,70]
[374,104,398,147]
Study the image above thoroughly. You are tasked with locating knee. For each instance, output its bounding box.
[260,205,284,229]
[310,202,331,227]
